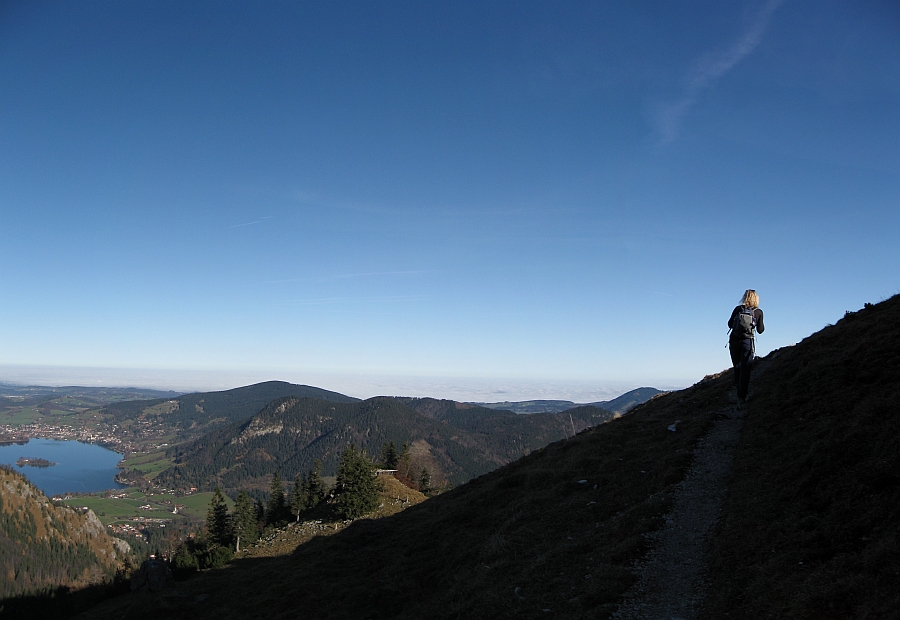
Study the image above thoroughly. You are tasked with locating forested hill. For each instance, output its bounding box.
[100,381,358,436]
[155,396,613,493]
[0,466,131,602]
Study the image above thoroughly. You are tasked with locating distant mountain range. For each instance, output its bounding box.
[475,386,664,415]
[154,396,614,493]
[100,380,358,438]
[99,382,660,495]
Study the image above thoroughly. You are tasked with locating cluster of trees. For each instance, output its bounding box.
[380,440,434,495]
[206,458,332,550]
[173,443,389,575]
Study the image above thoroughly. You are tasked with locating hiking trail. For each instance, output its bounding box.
[611,360,770,620]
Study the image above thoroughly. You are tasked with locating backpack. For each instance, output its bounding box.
[732,306,757,339]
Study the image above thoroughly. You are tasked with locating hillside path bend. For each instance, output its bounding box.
[611,359,771,620]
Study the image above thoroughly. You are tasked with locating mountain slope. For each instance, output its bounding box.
[155,397,614,492]
[0,466,131,601]
[699,298,900,619]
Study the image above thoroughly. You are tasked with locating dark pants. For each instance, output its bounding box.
[730,338,754,399]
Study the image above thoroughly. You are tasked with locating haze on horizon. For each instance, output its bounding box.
[1,1,897,402]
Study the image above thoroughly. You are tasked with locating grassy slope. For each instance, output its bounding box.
[79,295,899,619]
[700,297,900,619]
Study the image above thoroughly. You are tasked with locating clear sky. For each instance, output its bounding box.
[1,1,898,400]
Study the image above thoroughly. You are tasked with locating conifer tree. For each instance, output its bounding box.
[232,490,257,551]
[266,472,287,526]
[396,442,413,487]
[290,473,307,521]
[334,444,381,519]
[205,486,233,547]
[419,467,432,496]
[380,440,400,469]
[306,459,326,508]
[254,498,266,530]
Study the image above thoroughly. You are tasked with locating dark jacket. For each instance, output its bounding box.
[728,305,765,343]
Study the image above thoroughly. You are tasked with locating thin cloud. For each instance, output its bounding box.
[262,270,439,285]
[226,216,274,229]
[653,0,783,145]
[280,295,430,306]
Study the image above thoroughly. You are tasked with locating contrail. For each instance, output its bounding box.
[227,216,273,229]
[280,295,430,306]
[654,0,783,145]
[262,270,437,284]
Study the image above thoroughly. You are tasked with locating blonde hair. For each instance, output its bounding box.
[741,289,759,309]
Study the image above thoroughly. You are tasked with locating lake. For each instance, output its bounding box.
[0,438,128,497]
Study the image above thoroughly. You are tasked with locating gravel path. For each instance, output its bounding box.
[610,402,747,620]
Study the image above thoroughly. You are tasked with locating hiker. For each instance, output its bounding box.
[728,289,765,403]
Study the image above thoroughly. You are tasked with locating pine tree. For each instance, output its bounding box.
[306,460,326,508]
[205,487,233,547]
[290,473,307,521]
[419,467,432,496]
[232,490,258,551]
[396,442,414,487]
[334,444,381,520]
[380,441,400,469]
[252,497,266,534]
[266,472,287,526]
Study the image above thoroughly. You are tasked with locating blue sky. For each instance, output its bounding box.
[1,1,898,400]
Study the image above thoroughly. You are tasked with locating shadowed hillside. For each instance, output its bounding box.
[699,297,900,619]
[77,295,899,619]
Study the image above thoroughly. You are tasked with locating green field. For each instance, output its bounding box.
[0,386,177,430]
[0,407,42,425]
[120,450,174,477]
[142,401,179,416]
[61,490,229,526]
